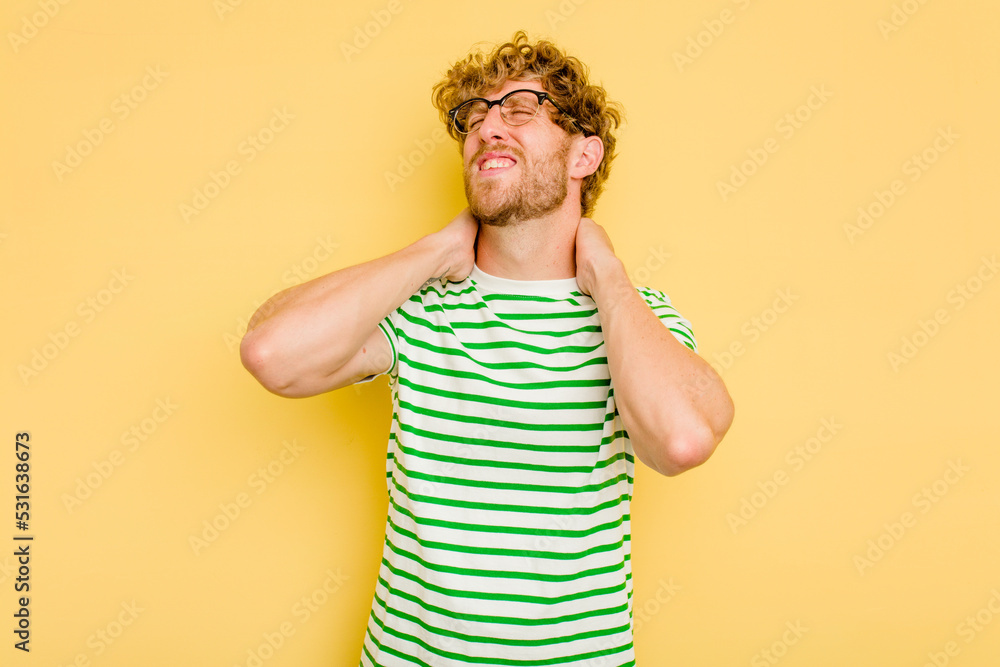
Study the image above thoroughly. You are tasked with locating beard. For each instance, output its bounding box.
[463,139,571,227]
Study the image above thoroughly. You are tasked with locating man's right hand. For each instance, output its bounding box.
[430,207,479,284]
[241,208,481,397]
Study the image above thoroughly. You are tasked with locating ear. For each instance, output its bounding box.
[568,135,604,180]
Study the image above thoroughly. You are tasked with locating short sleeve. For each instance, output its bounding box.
[636,286,697,353]
[352,313,399,384]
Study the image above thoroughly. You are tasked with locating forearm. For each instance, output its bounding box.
[591,258,733,476]
[241,233,446,391]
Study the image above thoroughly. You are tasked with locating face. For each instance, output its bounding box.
[461,79,574,227]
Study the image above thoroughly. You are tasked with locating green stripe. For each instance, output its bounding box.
[389,475,632,520]
[667,326,697,350]
[390,419,636,460]
[398,308,605,348]
[388,492,629,539]
[398,376,608,411]
[397,399,605,434]
[472,282,585,301]
[397,307,605,346]
[402,356,609,390]
[492,309,597,321]
[380,556,626,607]
[453,319,603,337]
[421,301,489,314]
[480,291,585,304]
[394,421,600,454]
[387,515,626,561]
[459,337,603,354]
[383,532,627,583]
[373,579,628,628]
[394,438,627,474]
[420,299,597,321]
[398,329,609,372]
[392,458,632,496]
[380,602,630,647]
[414,282,478,300]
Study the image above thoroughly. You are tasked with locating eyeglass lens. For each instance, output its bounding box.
[456,92,541,133]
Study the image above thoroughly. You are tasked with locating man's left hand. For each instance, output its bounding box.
[575,217,620,296]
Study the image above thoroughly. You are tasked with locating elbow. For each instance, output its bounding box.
[627,395,736,476]
[657,407,734,477]
[240,331,298,398]
[657,427,717,477]
[667,389,736,475]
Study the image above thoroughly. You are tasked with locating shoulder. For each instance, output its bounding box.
[634,285,698,353]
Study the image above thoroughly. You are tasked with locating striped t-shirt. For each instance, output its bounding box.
[356,263,697,667]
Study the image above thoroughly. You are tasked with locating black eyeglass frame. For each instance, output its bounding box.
[447,88,576,134]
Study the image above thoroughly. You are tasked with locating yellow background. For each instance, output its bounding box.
[3,0,999,665]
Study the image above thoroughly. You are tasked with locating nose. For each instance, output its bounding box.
[475,102,509,142]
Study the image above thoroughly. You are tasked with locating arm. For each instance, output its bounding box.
[240,209,479,397]
[575,218,734,476]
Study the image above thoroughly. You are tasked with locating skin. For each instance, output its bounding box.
[240,78,734,476]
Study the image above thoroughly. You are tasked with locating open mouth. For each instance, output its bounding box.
[476,152,518,175]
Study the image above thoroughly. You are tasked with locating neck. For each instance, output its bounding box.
[474,197,581,281]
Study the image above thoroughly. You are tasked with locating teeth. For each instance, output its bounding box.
[481,158,513,171]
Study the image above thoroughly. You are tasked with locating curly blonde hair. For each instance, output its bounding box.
[431,30,624,217]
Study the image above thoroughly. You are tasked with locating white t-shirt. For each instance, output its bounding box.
[357,263,697,666]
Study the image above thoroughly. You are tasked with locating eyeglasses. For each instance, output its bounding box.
[447,89,574,134]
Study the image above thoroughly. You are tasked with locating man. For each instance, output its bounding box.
[241,31,733,666]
